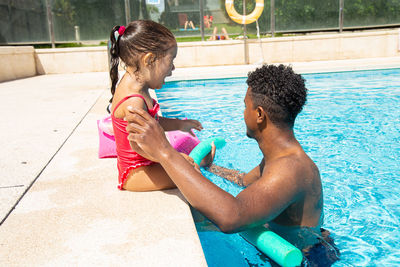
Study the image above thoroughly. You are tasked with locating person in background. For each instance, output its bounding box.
[208,26,230,41]
[184,19,196,30]
[204,15,213,29]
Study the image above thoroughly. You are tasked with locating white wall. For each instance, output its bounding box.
[1,29,399,81]
[0,46,36,82]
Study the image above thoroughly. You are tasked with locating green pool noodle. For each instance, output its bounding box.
[240,226,303,267]
[189,137,226,165]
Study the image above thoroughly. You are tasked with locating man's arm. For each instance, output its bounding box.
[207,158,264,187]
[125,108,301,233]
[157,148,300,233]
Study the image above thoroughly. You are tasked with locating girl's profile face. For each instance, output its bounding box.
[149,43,177,89]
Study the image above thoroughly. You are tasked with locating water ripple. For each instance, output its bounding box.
[157,69,400,266]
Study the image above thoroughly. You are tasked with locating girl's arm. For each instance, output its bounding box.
[159,117,203,133]
[158,117,181,131]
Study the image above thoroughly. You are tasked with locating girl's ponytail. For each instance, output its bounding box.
[109,25,122,103]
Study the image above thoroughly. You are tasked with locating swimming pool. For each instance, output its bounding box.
[157,68,400,266]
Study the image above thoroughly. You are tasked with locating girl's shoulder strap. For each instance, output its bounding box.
[112,94,149,117]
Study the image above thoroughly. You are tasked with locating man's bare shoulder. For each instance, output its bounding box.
[259,152,318,187]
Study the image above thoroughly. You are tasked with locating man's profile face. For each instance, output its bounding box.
[244,87,256,139]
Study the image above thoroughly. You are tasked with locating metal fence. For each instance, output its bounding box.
[1,0,399,46]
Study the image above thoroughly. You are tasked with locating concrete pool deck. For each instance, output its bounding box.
[1,57,399,266]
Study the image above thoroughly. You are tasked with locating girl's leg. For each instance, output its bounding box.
[123,163,176,191]
[123,153,198,192]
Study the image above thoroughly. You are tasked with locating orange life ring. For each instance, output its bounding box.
[225,0,264,24]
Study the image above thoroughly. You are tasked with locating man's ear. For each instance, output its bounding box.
[142,52,155,67]
[256,106,266,124]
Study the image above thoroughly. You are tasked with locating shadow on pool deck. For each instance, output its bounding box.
[0,72,206,266]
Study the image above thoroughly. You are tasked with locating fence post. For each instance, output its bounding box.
[199,0,205,41]
[74,26,80,43]
[398,28,400,52]
[125,0,131,24]
[270,0,275,37]
[339,0,344,32]
[243,0,249,64]
[45,0,55,48]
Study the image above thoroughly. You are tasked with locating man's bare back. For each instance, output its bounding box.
[208,141,323,229]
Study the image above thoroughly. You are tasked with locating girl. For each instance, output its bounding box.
[109,20,212,192]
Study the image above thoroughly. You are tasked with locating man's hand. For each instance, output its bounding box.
[125,106,173,162]
[200,141,216,167]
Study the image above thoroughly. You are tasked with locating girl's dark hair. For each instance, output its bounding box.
[109,20,176,102]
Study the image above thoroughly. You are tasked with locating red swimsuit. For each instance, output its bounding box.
[111,94,160,190]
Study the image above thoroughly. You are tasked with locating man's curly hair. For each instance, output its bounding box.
[246,64,307,128]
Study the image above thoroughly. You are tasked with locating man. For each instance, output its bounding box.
[125,64,339,265]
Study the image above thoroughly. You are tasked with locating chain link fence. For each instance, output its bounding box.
[1,0,399,46]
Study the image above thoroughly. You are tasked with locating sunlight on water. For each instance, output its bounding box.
[157,69,400,266]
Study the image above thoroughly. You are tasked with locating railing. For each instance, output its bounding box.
[0,0,399,47]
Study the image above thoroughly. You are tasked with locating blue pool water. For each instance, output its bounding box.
[157,68,400,266]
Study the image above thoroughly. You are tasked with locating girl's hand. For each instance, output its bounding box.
[180,119,203,136]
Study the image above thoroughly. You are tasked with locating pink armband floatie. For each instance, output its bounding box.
[166,130,200,155]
